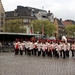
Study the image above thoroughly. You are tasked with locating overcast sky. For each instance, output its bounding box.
[2,0,75,21]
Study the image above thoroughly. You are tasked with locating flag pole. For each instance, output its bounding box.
[42,24,44,35]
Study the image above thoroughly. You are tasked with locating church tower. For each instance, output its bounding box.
[0,0,5,32]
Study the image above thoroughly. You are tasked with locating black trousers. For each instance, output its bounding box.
[34,48,38,56]
[54,49,57,57]
[38,51,41,56]
[56,51,59,58]
[60,50,63,57]
[20,50,23,55]
[71,50,74,57]
[62,50,66,58]
[26,48,29,55]
[28,50,31,55]
[42,51,45,57]
[15,49,19,55]
[66,50,69,57]
[53,49,55,56]
[48,51,52,57]
[25,47,27,54]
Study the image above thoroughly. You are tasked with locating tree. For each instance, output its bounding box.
[64,25,75,38]
[5,19,26,33]
[31,20,56,36]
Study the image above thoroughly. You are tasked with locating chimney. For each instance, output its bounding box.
[48,10,50,13]
[60,18,62,21]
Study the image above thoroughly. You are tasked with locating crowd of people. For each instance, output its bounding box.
[13,38,75,59]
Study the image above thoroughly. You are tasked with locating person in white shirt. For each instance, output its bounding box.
[66,42,70,57]
[54,42,58,57]
[56,42,62,58]
[45,41,49,55]
[60,42,63,57]
[24,40,28,55]
[42,42,47,57]
[48,42,53,57]
[28,41,34,55]
[62,41,67,58]
[71,42,75,57]
[14,40,19,55]
[37,42,42,56]
[19,40,24,55]
[25,40,30,55]
[34,41,38,56]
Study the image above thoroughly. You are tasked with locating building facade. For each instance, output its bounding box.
[5,6,54,33]
[0,0,5,32]
[54,18,65,39]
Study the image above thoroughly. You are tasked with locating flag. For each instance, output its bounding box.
[42,24,44,35]
[30,25,34,34]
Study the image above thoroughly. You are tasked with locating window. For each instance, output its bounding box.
[29,19,31,23]
[52,16,54,20]
[1,17,3,20]
[0,21,3,27]
[1,13,4,20]
[14,13,18,16]
[23,19,29,23]
[42,15,47,18]
[1,13,3,17]
[0,23,1,27]
[5,14,8,17]
[0,13,1,18]
[0,30,3,32]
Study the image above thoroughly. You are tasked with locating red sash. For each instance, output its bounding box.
[15,44,19,49]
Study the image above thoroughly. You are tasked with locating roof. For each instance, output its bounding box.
[0,32,42,36]
[5,6,47,18]
[57,19,64,26]
[47,13,53,16]
[5,11,14,17]
[62,20,74,26]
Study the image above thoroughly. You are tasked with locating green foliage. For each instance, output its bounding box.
[31,20,56,36]
[65,25,75,36]
[5,19,26,33]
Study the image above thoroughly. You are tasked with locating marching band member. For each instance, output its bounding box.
[25,40,30,55]
[52,41,55,56]
[34,41,38,56]
[56,42,61,58]
[23,40,26,55]
[60,41,63,57]
[14,40,19,55]
[37,42,42,56]
[29,41,34,55]
[48,42,53,57]
[42,42,47,57]
[66,42,70,57]
[62,41,67,58]
[54,41,58,57]
[19,40,25,55]
[45,41,49,55]
[71,42,75,57]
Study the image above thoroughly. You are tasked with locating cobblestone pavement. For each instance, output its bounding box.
[0,52,75,75]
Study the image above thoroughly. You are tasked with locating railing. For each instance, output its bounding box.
[0,45,15,52]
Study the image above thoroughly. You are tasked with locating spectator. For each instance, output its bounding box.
[0,41,2,52]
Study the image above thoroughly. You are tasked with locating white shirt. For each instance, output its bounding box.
[38,43,42,51]
[19,42,24,50]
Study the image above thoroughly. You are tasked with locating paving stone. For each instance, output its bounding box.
[0,52,75,75]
